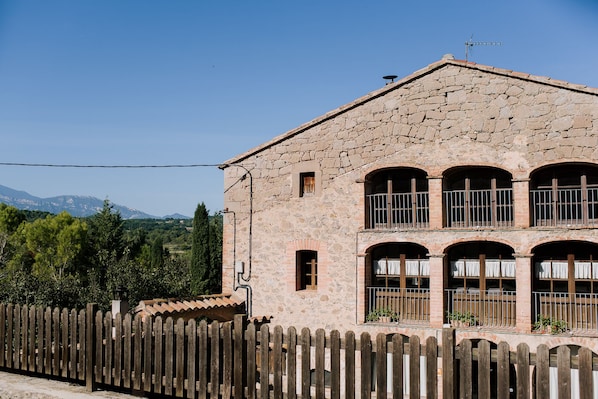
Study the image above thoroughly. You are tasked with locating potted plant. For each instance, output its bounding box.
[533,314,552,334]
[533,315,568,334]
[447,311,477,327]
[366,308,398,323]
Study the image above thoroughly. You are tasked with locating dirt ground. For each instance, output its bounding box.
[0,371,145,399]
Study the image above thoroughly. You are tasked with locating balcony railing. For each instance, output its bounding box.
[446,289,516,328]
[533,292,598,331]
[531,186,598,227]
[367,287,430,323]
[444,188,513,228]
[366,192,429,229]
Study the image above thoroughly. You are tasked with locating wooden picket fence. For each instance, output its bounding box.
[0,302,597,398]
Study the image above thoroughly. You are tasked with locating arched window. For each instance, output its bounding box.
[443,167,513,228]
[365,168,429,229]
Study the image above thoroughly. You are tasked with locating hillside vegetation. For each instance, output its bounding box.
[0,201,221,311]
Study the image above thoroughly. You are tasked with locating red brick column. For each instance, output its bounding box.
[512,179,530,228]
[428,253,446,328]
[515,253,533,333]
[428,176,444,229]
[356,253,367,324]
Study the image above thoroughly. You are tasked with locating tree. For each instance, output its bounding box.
[87,200,125,262]
[20,211,88,280]
[150,237,165,269]
[191,203,211,295]
[0,204,25,267]
[209,212,223,293]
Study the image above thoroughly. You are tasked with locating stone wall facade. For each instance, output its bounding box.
[221,56,598,351]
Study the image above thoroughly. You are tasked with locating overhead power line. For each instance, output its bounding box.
[0,162,221,169]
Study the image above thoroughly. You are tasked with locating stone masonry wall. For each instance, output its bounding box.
[222,61,598,350]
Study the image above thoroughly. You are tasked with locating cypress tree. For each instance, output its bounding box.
[191,202,211,295]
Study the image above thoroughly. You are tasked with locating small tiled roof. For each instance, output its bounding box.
[135,294,245,322]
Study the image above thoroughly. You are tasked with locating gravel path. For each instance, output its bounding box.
[0,371,145,399]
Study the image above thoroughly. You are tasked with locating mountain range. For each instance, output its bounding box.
[0,185,189,219]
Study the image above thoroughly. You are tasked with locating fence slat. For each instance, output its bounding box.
[123,313,132,389]
[143,316,153,394]
[409,335,421,399]
[104,312,113,386]
[133,315,143,391]
[198,320,209,399]
[187,320,197,399]
[211,320,221,399]
[285,326,297,399]
[78,309,86,380]
[164,317,174,396]
[578,347,594,399]
[69,309,77,379]
[233,315,246,399]
[7,304,14,369]
[361,332,372,399]
[21,305,28,371]
[29,307,37,373]
[154,316,163,395]
[53,307,61,376]
[392,334,404,398]
[94,310,103,383]
[14,304,20,370]
[442,328,455,399]
[497,342,511,399]
[557,345,571,399]
[426,336,437,399]
[273,325,283,399]
[113,313,122,388]
[516,343,530,399]
[60,309,68,378]
[301,328,310,399]
[0,304,5,368]
[176,318,186,397]
[460,339,472,399]
[535,344,549,399]
[330,330,341,399]
[259,324,269,399]
[85,304,97,392]
[478,340,490,399]
[376,333,387,399]
[345,331,356,399]
[315,329,326,399]
[222,322,233,399]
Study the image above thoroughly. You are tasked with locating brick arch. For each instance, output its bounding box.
[440,163,516,178]
[362,164,431,182]
[529,160,598,179]
[287,238,322,252]
[442,238,517,255]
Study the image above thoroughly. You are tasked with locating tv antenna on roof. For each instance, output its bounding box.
[465,35,501,61]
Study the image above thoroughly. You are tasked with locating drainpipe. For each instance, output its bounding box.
[220,163,254,316]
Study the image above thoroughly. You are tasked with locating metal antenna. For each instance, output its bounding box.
[465,35,501,61]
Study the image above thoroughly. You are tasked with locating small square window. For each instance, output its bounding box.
[300,172,315,197]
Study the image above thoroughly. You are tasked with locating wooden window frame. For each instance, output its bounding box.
[296,250,317,291]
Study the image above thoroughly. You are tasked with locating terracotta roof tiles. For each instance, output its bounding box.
[135,294,245,322]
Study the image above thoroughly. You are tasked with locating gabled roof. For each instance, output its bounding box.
[222,55,598,166]
[135,293,245,322]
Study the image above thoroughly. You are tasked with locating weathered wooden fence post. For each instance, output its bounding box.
[442,327,455,399]
[233,314,247,399]
[85,303,98,392]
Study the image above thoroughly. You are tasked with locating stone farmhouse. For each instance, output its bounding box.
[220,54,598,352]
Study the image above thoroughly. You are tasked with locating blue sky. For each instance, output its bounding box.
[0,0,597,217]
